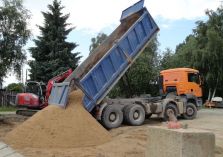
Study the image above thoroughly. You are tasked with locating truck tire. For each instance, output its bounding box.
[124,104,145,126]
[101,105,123,129]
[183,103,197,120]
[164,103,178,121]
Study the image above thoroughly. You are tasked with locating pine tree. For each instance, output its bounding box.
[29,0,81,82]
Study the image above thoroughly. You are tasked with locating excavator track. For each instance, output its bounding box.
[16,109,39,116]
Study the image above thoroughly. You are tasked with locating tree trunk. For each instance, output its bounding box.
[211,87,216,101]
[208,88,212,102]
[211,77,219,101]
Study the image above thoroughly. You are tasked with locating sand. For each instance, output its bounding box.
[4,90,111,148]
[2,107,223,157]
[15,126,148,157]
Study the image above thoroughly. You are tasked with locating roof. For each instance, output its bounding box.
[160,68,199,74]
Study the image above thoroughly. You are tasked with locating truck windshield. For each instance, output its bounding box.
[188,73,200,84]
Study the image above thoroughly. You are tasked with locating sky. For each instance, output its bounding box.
[2,0,220,87]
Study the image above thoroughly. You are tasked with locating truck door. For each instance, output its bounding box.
[158,75,164,95]
[187,73,202,97]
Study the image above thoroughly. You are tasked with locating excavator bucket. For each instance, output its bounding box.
[48,82,70,108]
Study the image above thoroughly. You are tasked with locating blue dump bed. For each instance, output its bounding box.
[49,0,159,111]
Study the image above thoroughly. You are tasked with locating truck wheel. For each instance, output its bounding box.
[101,105,123,129]
[183,103,197,120]
[164,103,178,121]
[124,104,145,126]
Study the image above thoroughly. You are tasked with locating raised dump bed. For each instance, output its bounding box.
[49,0,159,112]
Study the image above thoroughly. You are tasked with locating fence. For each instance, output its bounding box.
[0,90,17,107]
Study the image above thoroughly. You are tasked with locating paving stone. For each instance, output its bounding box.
[0,142,7,150]
[0,147,15,157]
[0,141,23,157]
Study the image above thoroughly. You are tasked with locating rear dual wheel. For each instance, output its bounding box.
[124,104,145,126]
[101,105,123,129]
[101,104,146,129]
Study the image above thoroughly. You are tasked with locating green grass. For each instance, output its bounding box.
[0,106,16,112]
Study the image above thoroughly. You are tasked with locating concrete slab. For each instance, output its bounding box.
[146,126,215,157]
[0,142,7,150]
[0,147,15,157]
[0,141,24,157]
[7,153,24,157]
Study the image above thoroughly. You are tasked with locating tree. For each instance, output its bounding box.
[6,83,23,92]
[160,48,176,70]
[89,33,107,53]
[29,0,81,82]
[0,0,30,85]
[193,9,223,100]
[160,35,199,70]
[170,6,223,99]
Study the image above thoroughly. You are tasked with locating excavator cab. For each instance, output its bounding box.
[25,81,46,99]
[16,81,46,110]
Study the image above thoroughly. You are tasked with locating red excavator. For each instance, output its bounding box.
[15,69,72,116]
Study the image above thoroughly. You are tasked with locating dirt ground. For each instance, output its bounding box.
[0,114,27,139]
[0,108,223,157]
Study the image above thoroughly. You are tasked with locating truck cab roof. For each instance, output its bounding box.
[160,68,199,74]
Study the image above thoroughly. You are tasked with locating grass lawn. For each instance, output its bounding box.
[0,106,16,112]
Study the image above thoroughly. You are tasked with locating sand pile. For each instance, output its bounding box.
[4,90,111,148]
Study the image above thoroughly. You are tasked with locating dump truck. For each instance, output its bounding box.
[49,0,200,129]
